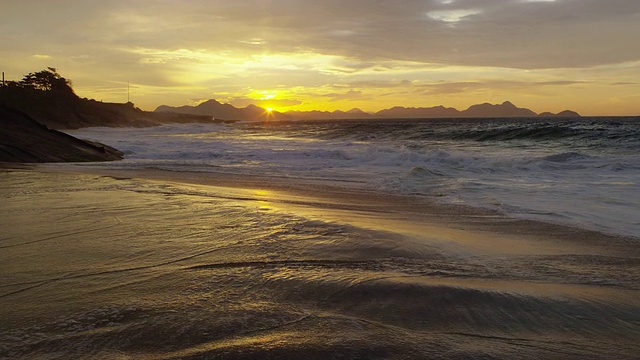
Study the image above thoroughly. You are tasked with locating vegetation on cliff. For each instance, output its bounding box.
[1,68,214,129]
[0,68,122,162]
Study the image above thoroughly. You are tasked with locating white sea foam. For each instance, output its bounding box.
[69,120,640,238]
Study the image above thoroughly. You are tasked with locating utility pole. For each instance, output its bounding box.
[2,72,4,87]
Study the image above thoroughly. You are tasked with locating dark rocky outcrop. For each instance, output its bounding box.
[0,105,123,163]
[0,68,221,163]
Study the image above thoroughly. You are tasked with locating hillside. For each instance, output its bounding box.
[0,69,215,130]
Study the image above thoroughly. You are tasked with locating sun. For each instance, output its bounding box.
[262,107,276,121]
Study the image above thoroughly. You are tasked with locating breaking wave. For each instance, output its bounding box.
[69,117,640,238]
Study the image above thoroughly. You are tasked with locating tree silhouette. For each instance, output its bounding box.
[19,67,73,92]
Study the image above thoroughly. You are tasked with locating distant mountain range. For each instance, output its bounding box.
[155,100,580,121]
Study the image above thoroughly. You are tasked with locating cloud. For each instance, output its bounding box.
[415,79,589,95]
[2,0,639,114]
[227,97,302,108]
[318,90,366,102]
[5,0,639,71]
[170,0,638,69]
[426,9,483,23]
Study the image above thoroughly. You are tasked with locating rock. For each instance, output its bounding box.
[0,105,124,163]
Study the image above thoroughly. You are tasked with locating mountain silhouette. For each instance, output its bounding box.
[460,101,537,117]
[156,100,580,121]
[156,99,265,121]
[375,105,461,118]
[538,110,582,118]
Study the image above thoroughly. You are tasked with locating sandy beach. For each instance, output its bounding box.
[1,165,638,359]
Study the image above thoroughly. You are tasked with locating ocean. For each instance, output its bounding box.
[2,117,639,359]
[70,117,640,239]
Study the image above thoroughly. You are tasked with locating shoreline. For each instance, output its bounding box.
[64,117,640,240]
[35,163,640,247]
[2,164,639,359]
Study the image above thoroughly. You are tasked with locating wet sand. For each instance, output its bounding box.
[1,165,639,359]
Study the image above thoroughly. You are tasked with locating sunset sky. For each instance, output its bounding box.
[2,0,639,115]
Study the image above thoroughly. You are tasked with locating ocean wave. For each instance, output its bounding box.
[451,124,580,142]
[281,118,640,150]
[68,119,640,238]
[406,166,445,178]
[539,151,596,163]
